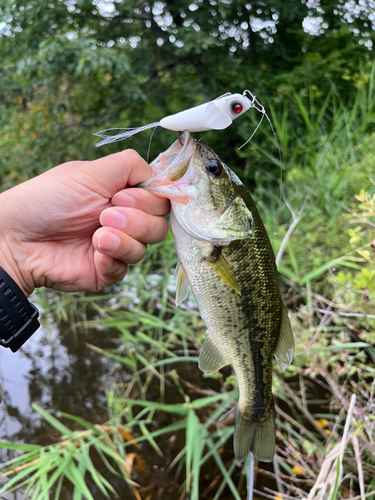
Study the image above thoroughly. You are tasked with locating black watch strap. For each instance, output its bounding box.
[0,267,39,352]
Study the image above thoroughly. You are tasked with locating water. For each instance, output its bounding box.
[0,302,120,500]
[0,323,111,445]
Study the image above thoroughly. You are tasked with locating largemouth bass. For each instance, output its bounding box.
[140,131,294,462]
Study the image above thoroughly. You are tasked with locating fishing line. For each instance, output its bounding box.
[240,90,284,231]
[146,125,158,164]
[240,90,281,160]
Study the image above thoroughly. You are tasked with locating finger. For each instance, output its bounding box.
[112,188,170,216]
[76,150,153,197]
[94,251,128,288]
[92,149,153,187]
[100,207,169,244]
[92,227,147,264]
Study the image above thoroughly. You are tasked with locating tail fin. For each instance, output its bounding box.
[233,405,276,463]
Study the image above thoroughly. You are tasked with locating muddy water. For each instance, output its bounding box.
[0,322,112,445]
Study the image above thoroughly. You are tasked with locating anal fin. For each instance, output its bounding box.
[274,304,294,372]
[174,262,190,307]
[198,335,229,375]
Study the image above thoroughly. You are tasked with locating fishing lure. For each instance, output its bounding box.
[94,90,266,147]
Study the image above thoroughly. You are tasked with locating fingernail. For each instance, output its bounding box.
[101,209,126,230]
[112,193,135,207]
[98,232,120,252]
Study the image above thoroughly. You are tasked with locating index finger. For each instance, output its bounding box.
[112,188,170,216]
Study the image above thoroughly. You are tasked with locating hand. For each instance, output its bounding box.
[0,150,170,296]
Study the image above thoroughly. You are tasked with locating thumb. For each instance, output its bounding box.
[88,149,153,194]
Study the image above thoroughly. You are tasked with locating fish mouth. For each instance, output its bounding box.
[140,131,196,189]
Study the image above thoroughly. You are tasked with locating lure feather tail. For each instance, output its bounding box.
[94,122,159,147]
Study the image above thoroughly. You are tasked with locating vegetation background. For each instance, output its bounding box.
[0,0,375,499]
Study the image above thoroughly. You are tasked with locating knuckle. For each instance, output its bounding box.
[134,214,168,243]
[121,148,142,165]
[126,241,147,263]
[106,267,128,282]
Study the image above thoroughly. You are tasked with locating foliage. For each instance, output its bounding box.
[332,185,375,343]
[1,0,375,187]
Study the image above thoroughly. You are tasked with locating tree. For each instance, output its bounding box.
[0,0,374,184]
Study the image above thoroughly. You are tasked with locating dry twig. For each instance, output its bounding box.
[276,180,317,266]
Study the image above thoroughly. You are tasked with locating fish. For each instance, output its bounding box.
[139,131,294,462]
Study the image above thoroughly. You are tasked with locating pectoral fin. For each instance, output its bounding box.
[174,262,190,307]
[274,305,294,371]
[207,253,241,295]
[198,335,229,374]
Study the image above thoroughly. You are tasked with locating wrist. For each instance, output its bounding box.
[0,266,40,351]
[0,241,34,298]
[0,189,36,297]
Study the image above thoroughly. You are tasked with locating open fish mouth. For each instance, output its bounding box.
[140,131,254,242]
[140,131,196,188]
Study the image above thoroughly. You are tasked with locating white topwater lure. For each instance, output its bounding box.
[94,90,266,147]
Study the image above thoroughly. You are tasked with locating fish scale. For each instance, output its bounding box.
[140,131,294,462]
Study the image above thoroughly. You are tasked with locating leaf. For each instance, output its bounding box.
[63,462,94,500]
[139,422,164,457]
[117,428,140,449]
[293,91,312,133]
[59,413,97,432]
[0,441,42,452]
[207,439,242,500]
[85,344,136,368]
[32,405,74,438]
[308,342,369,353]
[300,257,363,285]
[75,445,115,498]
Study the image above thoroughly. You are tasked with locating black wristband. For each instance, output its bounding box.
[0,267,39,352]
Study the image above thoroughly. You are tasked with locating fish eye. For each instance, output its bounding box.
[205,159,223,177]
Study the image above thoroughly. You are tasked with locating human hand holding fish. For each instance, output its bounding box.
[0,89,260,299]
[0,150,169,297]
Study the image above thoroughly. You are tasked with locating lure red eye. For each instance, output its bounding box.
[232,102,243,114]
